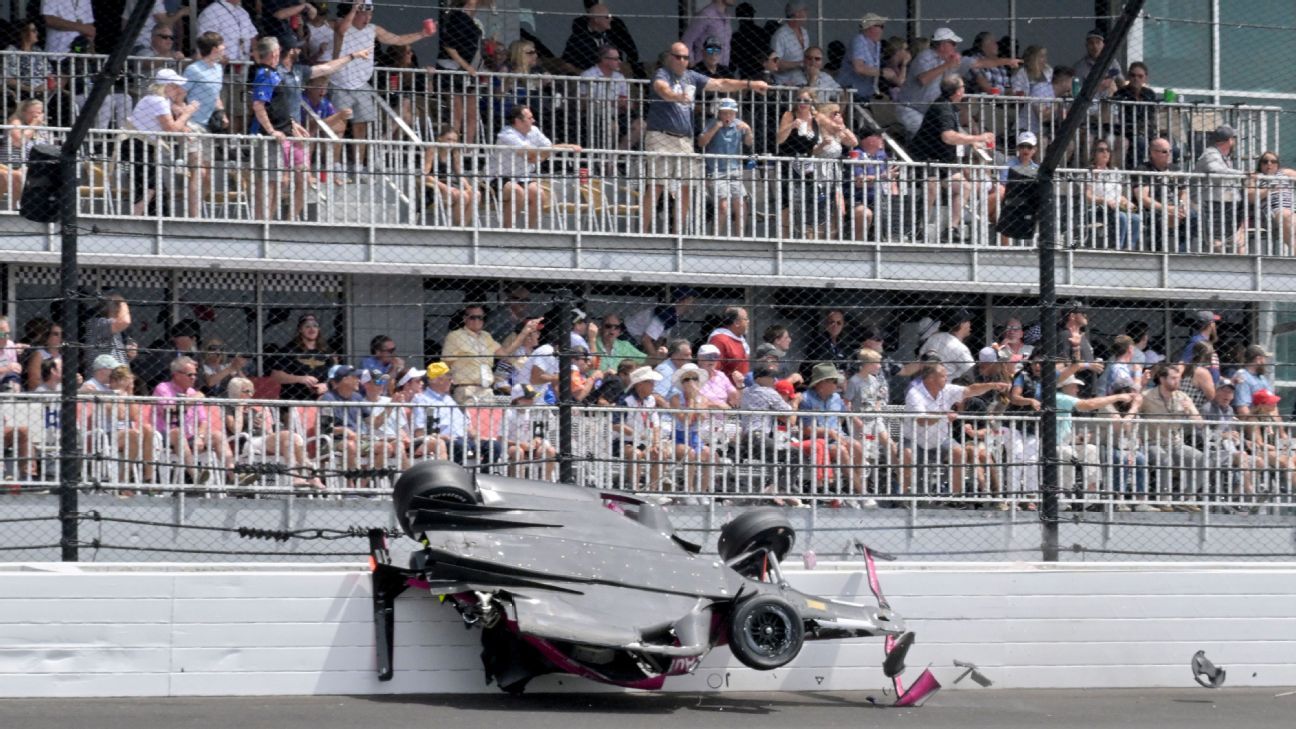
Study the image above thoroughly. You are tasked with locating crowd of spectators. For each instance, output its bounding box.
[3,4,1285,247]
[1,287,1289,510]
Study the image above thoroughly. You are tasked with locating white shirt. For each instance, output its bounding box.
[625,307,668,342]
[306,21,335,62]
[487,124,553,182]
[923,332,974,381]
[769,23,810,86]
[42,0,95,55]
[197,0,257,62]
[330,24,376,89]
[523,344,559,400]
[580,66,629,101]
[127,94,171,133]
[502,406,553,444]
[904,382,967,449]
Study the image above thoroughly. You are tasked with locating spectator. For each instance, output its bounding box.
[904,361,1010,498]
[1241,389,1296,497]
[1112,61,1157,167]
[0,317,26,391]
[667,362,716,495]
[358,368,409,472]
[486,284,535,342]
[135,318,201,391]
[436,0,484,144]
[262,0,318,49]
[995,316,1032,361]
[965,31,1015,94]
[1195,125,1247,253]
[1126,320,1164,367]
[184,32,228,134]
[876,36,911,100]
[625,287,699,360]
[42,0,95,55]
[153,355,233,484]
[1232,344,1274,417]
[303,74,351,141]
[1072,28,1123,101]
[4,22,53,133]
[268,313,335,401]
[2,97,49,208]
[859,325,920,403]
[706,306,750,378]
[837,13,888,100]
[653,338,693,397]
[591,359,637,405]
[248,36,307,220]
[922,308,975,382]
[988,130,1038,237]
[846,347,912,491]
[303,1,336,62]
[1179,341,1218,412]
[560,3,616,75]
[592,313,646,372]
[140,22,184,64]
[1179,310,1220,368]
[519,325,560,402]
[696,344,739,408]
[643,42,767,234]
[332,2,435,174]
[417,361,502,465]
[360,334,400,375]
[1009,45,1055,152]
[80,354,119,393]
[739,362,793,442]
[1056,374,1138,503]
[1095,334,1139,396]
[802,309,851,381]
[776,87,821,230]
[198,339,248,397]
[501,384,556,481]
[422,126,475,224]
[730,2,771,80]
[443,304,535,404]
[104,364,155,484]
[911,74,994,242]
[318,364,367,477]
[801,46,841,102]
[1056,299,1103,390]
[691,36,733,81]
[126,69,199,217]
[197,0,257,63]
[1137,363,1208,509]
[848,124,897,240]
[225,375,322,488]
[1194,378,1258,504]
[1085,140,1142,249]
[1250,151,1296,252]
[18,318,57,391]
[568,0,643,77]
[494,39,556,126]
[487,105,582,229]
[769,2,812,86]
[681,0,734,66]
[762,324,793,360]
[579,44,642,150]
[84,292,131,370]
[31,357,60,393]
[896,27,972,137]
[808,102,853,238]
[614,365,668,489]
[1135,137,1196,252]
[383,366,445,461]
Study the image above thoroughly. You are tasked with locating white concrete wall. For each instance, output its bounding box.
[3,562,1295,698]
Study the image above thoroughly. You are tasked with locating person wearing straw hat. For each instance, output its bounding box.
[665,362,715,497]
[837,13,887,100]
[615,366,668,490]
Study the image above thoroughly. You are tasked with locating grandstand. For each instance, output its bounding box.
[2,0,1296,562]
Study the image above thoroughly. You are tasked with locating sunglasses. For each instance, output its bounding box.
[682,376,699,383]
[381,347,396,353]
[465,314,485,321]
[601,55,620,61]
[1262,158,1279,164]
[671,53,690,60]
[523,49,537,55]
[705,46,721,53]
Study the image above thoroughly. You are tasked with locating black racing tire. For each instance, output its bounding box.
[392,461,480,538]
[727,594,805,671]
[716,507,795,576]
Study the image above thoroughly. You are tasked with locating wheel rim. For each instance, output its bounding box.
[742,606,794,658]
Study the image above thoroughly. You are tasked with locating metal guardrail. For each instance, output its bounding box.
[3,393,1292,513]
[3,124,1294,256]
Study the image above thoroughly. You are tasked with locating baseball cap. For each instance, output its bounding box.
[753,363,780,380]
[755,342,785,359]
[359,368,389,385]
[154,68,188,87]
[858,13,887,30]
[1085,28,1106,40]
[425,361,450,380]
[396,367,420,387]
[932,27,962,44]
[1211,125,1238,142]
[92,354,121,371]
[1252,389,1281,406]
[330,365,357,380]
[1194,310,1221,324]
[717,97,739,113]
[697,343,722,359]
[704,36,722,51]
[977,346,1000,363]
[774,379,796,398]
[1244,344,1272,360]
[1017,131,1038,147]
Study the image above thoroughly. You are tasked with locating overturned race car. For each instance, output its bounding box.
[368,461,939,704]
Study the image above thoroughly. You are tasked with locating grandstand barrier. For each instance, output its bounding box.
[3,392,1294,514]
[2,125,1294,257]
[2,560,1296,696]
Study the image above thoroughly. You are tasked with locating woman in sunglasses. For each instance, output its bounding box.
[1250,151,1296,252]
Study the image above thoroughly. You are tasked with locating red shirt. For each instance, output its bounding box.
[708,331,750,377]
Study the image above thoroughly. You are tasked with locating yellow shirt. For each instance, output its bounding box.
[443,327,499,387]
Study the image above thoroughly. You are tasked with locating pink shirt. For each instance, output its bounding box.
[700,367,737,406]
[152,381,208,439]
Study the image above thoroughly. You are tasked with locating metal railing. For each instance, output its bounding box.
[3,393,1293,513]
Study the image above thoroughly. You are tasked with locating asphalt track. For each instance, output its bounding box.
[2,689,1293,729]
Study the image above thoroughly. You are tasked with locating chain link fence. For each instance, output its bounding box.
[3,1,1296,563]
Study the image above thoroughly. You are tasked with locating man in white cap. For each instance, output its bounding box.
[838,13,888,100]
[897,27,1014,137]
[699,97,751,237]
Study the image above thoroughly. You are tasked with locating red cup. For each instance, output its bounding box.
[423,18,437,35]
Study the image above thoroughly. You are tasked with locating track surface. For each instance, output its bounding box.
[2,689,1292,729]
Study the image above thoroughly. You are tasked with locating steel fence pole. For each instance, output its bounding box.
[557,289,575,485]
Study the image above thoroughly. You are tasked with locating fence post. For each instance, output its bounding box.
[556,289,575,485]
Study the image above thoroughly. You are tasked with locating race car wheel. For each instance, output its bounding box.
[392,461,480,538]
[717,508,795,577]
[728,594,805,671]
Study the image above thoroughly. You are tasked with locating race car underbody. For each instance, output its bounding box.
[369,461,940,705]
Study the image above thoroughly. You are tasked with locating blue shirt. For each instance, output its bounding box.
[320,390,368,431]
[646,67,710,136]
[1233,369,1273,410]
[1056,392,1079,444]
[799,388,848,434]
[182,59,223,125]
[837,34,881,98]
[703,118,744,173]
[303,94,336,125]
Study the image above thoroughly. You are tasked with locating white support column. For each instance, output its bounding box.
[1210,0,1220,104]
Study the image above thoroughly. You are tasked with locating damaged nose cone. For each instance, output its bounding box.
[1192,650,1227,689]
